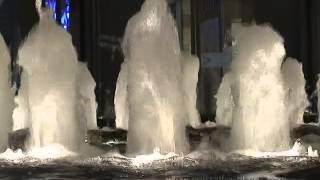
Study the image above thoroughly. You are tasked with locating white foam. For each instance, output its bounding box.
[0,144,77,160]
[130,148,178,166]
[234,140,318,158]
[0,149,25,160]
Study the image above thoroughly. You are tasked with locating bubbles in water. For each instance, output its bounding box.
[115,0,199,155]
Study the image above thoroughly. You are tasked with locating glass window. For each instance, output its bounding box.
[60,0,70,30]
[44,0,70,30]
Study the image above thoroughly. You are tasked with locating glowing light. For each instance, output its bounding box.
[60,0,71,30]
[44,0,57,19]
[44,0,71,30]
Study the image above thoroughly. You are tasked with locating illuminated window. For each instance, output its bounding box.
[44,0,71,30]
[44,0,57,19]
[60,0,70,30]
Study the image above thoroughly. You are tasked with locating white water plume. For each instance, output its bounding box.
[282,58,309,127]
[14,8,97,153]
[216,25,310,153]
[115,0,200,155]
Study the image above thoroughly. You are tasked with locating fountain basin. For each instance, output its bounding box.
[5,124,320,179]
[0,150,318,179]
[9,121,320,154]
[83,123,320,153]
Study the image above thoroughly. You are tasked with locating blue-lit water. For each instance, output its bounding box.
[44,0,70,30]
[60,0,70,30]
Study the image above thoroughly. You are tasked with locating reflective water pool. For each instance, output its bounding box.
[0,154,318,179]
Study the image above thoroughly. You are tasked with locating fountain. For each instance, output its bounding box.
[0,35,14,152]
[0,1,318,179]
[12,1,97,153]
[77,63,98,131]
[115,0,200,155]
[282,58,309,127]
[215,24,308,152]
[215,73,234,127]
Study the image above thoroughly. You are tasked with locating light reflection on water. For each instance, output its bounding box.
[0,154,317,179]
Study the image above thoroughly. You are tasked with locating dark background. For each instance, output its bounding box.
[254,0,320,96]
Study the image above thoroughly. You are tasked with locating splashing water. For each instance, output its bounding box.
[115,0,199,155]
[0,144,76,160]
[235,139,318,158]
[215,73,234,127]
[77,63,98,131]
[0,35,14,152]
[216,25,295,152]
[14,7,97,154]
[182,53,201,128]
[114,62,129,130]
[130,148,178,167]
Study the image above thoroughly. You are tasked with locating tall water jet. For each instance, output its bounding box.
[0,35,14,152]
[215,73,234,127]
[216,24,290,151]
[282,58,309,127]
[14,5,97,152]
[216,58,308,129]
[114,62,129,130]
[116,0,199,155]
[77,63,98,131]
[17,9,79,150]
[115,55,200,131]
[182,53,201,128]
